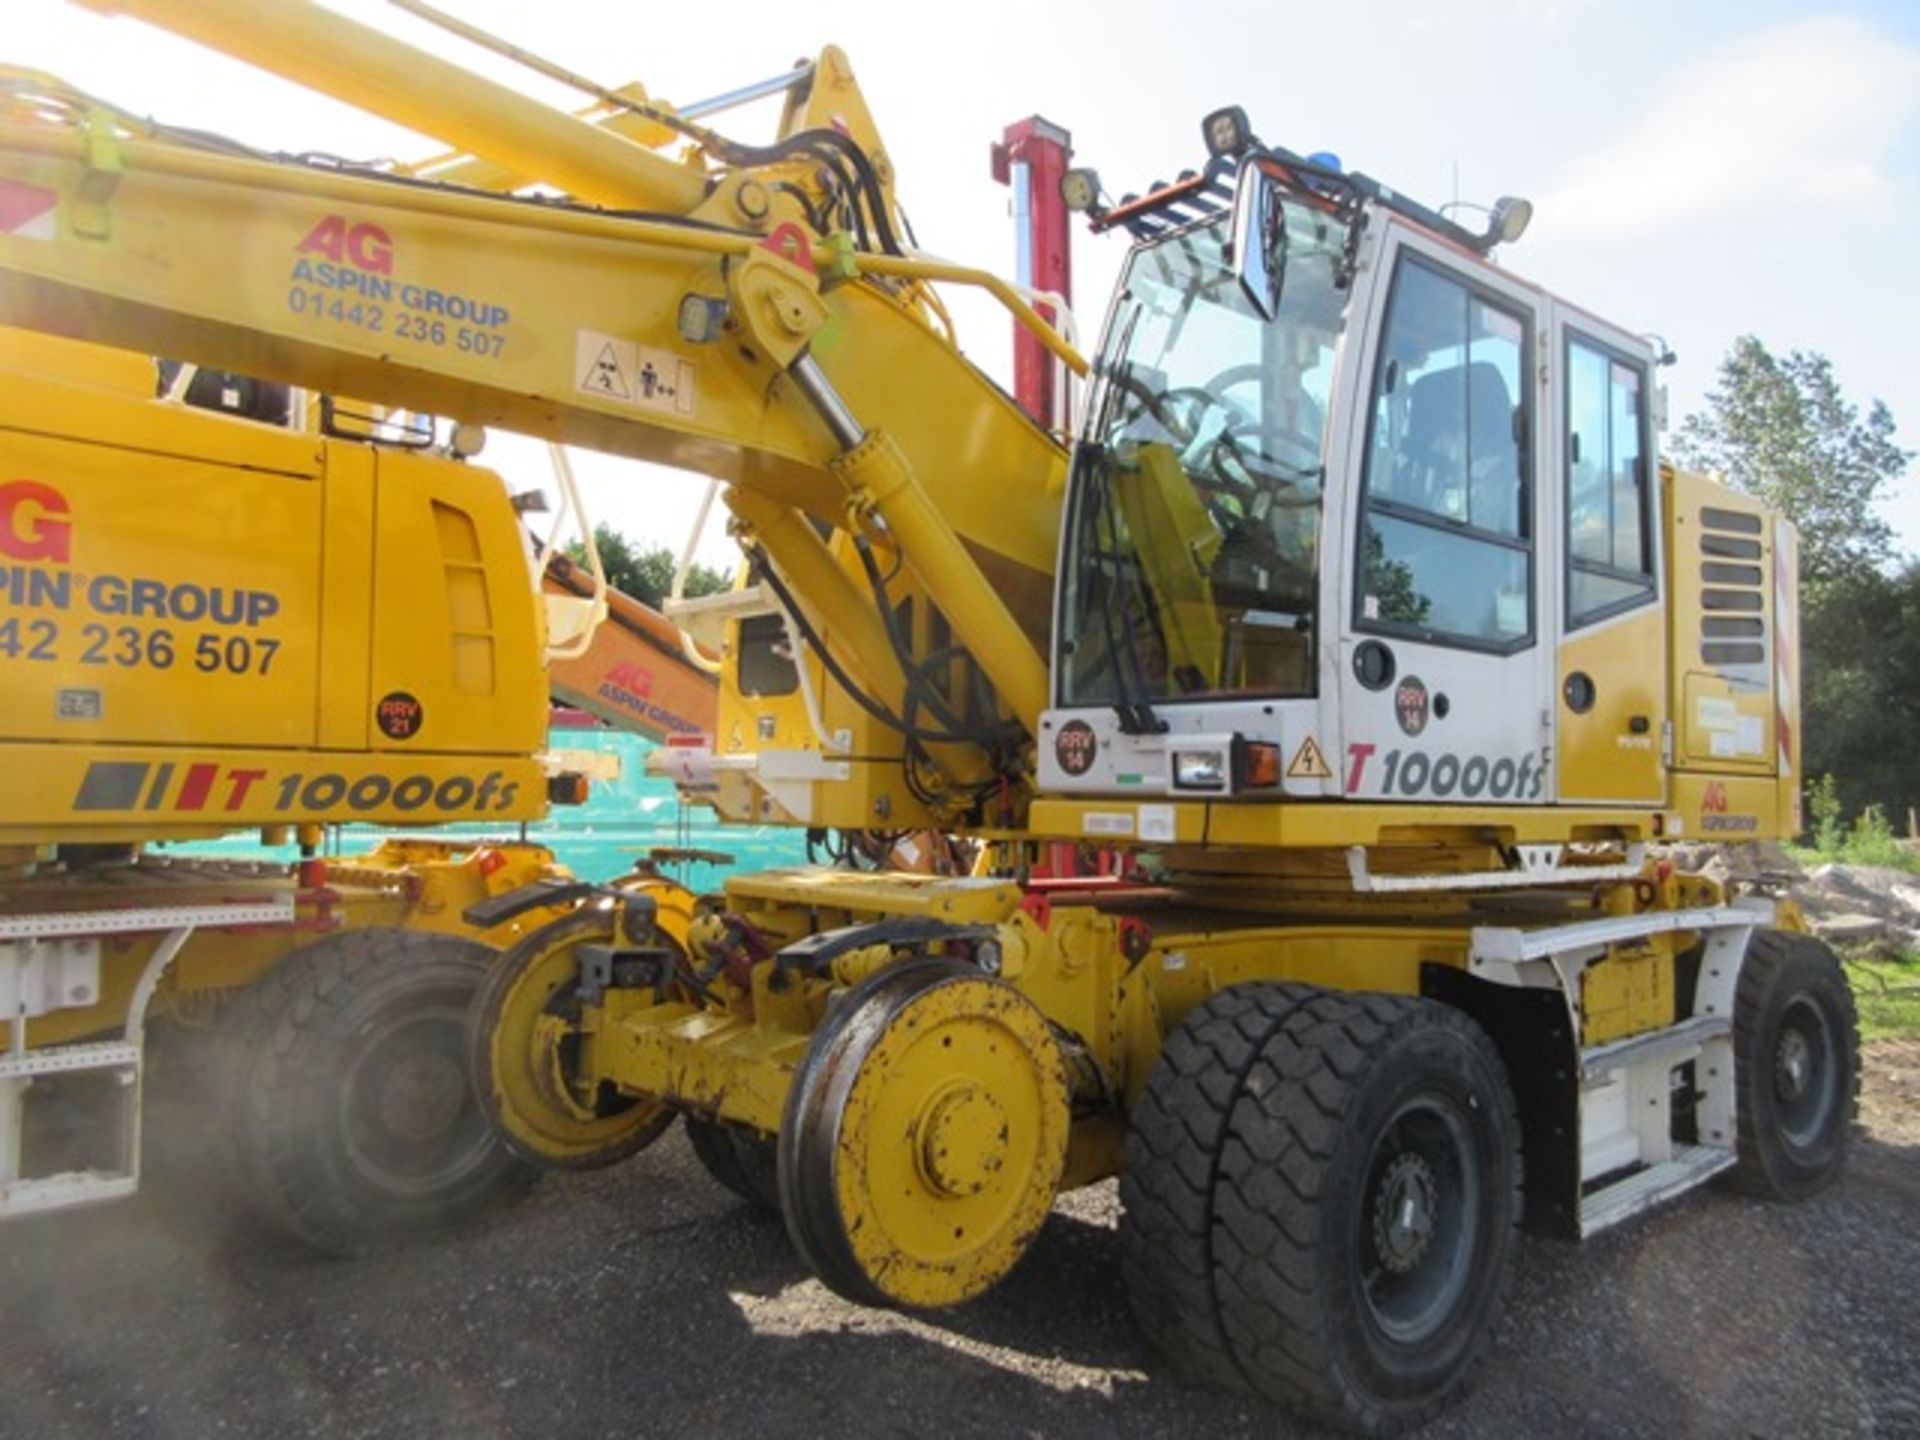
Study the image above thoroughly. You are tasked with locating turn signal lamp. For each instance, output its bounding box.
[548,772,591,806]
[1240,741,1281,789]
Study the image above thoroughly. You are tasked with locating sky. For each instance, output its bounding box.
[12,0,1920,568]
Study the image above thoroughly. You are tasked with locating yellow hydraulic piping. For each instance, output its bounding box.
[854,253,1088,377]
[71,0,711,214]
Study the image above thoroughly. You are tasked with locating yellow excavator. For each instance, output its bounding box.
[0,3,1854,1434]
[0,319,730,1253]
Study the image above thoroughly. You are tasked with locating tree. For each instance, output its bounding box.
[1798,560,1920,827]
[565,523,731,608]
[1671,336,1907,587]
[1675,338,1917,828]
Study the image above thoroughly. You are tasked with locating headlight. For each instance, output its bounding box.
[1172,749,1228,791]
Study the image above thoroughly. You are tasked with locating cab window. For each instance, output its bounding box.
[1566,334,1654,624]
[1356,254,1533,651]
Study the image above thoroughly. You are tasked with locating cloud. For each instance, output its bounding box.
[1540,16,1920,240]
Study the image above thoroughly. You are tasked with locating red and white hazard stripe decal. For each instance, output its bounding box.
[0,179,58,240]
[1773,518,1797,780]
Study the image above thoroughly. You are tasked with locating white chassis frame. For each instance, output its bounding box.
[0,896,294,1219]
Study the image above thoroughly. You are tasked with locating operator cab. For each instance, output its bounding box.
[1041,128,1667,812]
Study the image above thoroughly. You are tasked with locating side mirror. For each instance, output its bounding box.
[1228,157,1286,321]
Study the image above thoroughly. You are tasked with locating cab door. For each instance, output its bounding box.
[1550,307,1666,804]
[1334,227,1552,806]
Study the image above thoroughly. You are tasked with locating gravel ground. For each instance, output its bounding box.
[2,1046,1917,1440]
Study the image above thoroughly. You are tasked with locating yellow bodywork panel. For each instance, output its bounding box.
[0,360,547,840]
[1666,472,1777,777]
[1581,938,1675,1047]
[1670,771,1783,845]
[1557,602,1666,805]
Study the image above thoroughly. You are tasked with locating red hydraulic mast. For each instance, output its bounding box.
[990,116,1073,430]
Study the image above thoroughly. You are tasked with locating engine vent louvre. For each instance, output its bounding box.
[1698,510,1767,669]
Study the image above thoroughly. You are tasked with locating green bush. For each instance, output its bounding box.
[1846,806,1908,870]
[1797,775,1920,873]
[1809,773,1845,855]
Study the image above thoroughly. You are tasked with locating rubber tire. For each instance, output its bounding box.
[1120,982,1322,1391]
[1120,985,1523,1437]
[686,1117,781,1211]
[1724,930,1860,1202]
[223,927,537,1256]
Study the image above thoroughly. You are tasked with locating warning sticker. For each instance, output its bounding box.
[574,330,696,418]
[1286,735,1333,780]
[1139,804,1176,843]
[0,180,57,240]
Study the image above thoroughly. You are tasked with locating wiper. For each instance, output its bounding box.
[1089,450,1168,737]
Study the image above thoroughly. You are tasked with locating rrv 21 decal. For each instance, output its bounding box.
[1345,744,1546,801]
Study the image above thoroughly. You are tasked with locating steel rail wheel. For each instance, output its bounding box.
[778,960,1071,1310]
[467,905,674,1169]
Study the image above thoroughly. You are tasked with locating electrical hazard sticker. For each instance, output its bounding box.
[574,329,696,418]
[1286,735,1332,780]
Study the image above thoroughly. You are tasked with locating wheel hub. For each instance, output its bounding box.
[1774,1028,1813,1103]
[1372,1152,1439,1275]
[377,1049,466,1141]
[915,1082,1008,1198]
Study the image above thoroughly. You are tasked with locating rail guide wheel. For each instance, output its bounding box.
[778,959,1071,1310]
[468,906,674,1169]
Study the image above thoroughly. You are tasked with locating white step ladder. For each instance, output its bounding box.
[1470,901,1765,1238]
[0,897,293,1219]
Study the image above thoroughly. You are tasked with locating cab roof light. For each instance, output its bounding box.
[1202,105,1254,160]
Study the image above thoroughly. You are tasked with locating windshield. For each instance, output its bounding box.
[1057,203,1347,709]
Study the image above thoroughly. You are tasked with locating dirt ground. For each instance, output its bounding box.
[1,1047,1917,1440]
[1862,1038,1920,1144]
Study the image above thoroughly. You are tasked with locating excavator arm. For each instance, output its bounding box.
[0,5,1081,830]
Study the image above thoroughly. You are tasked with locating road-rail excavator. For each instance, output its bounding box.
[0,317,733,1252]
[0,3,1857,1433]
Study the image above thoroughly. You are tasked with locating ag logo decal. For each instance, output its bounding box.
[1394,675,1429,737]
[376,690,424,740]
[1055,719,1098,777]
